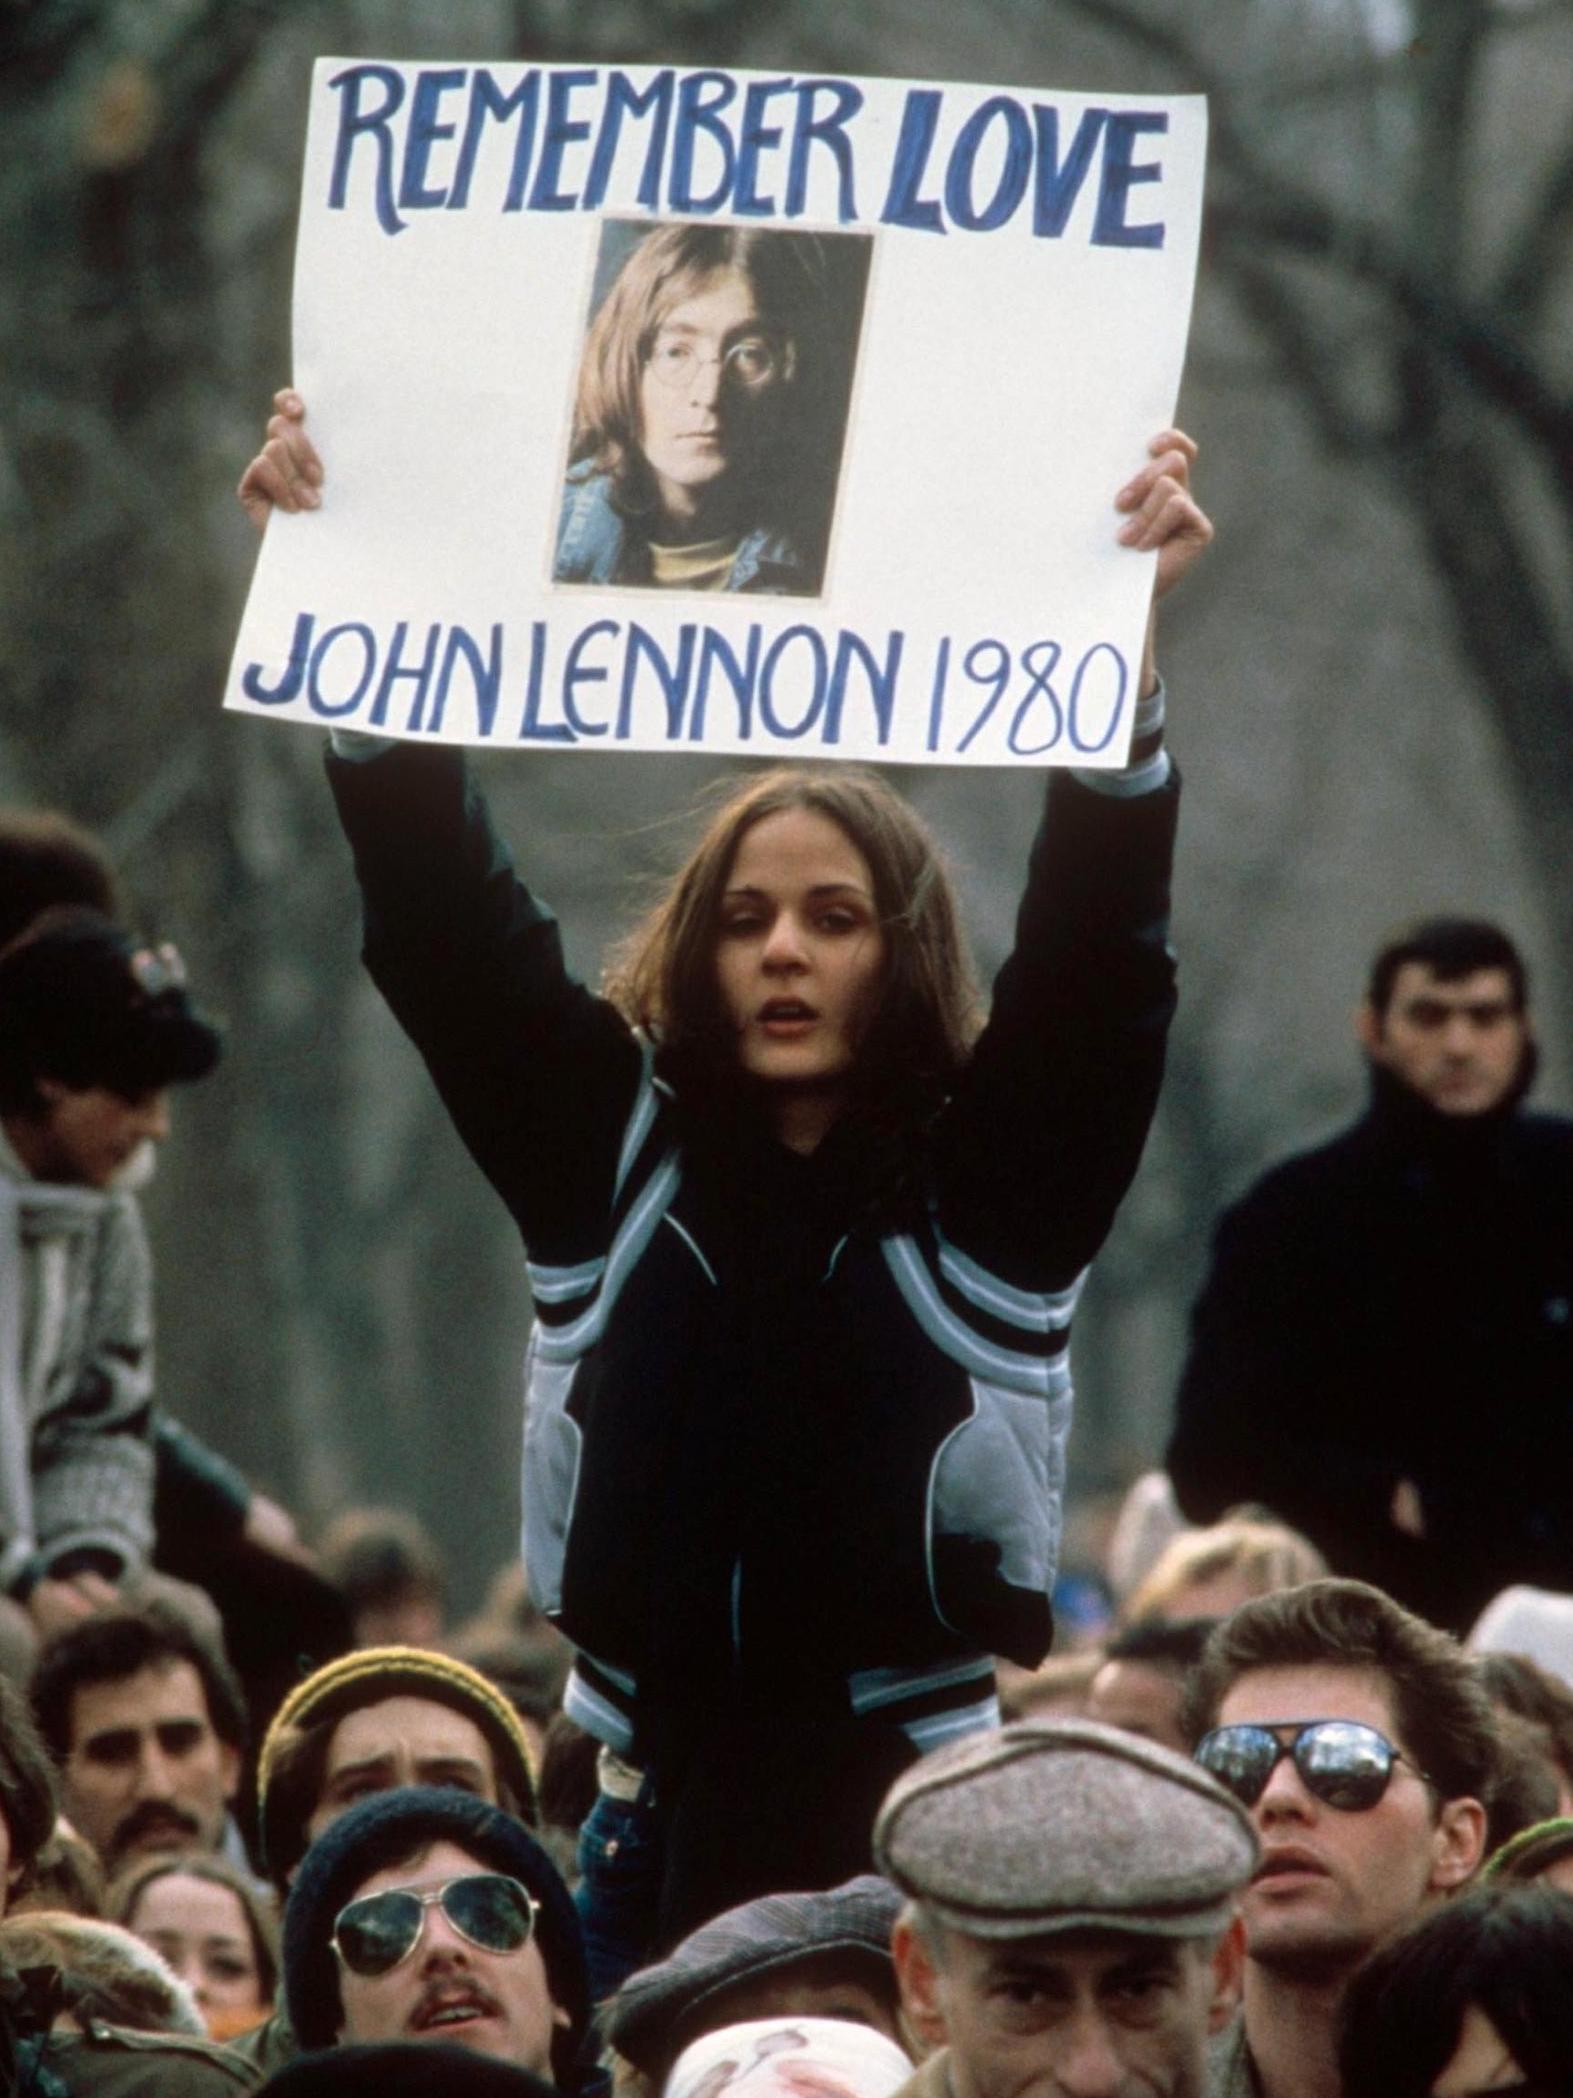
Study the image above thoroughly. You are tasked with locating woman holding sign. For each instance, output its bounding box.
[241,405,1209,1986]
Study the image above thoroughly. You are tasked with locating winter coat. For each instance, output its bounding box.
[329,743,1180,1754]
[1168,1068,1573,1630]
[0,1125,155,1597]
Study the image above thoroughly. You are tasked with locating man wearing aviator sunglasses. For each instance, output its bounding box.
[282,1787,590,2085]
[332,1869,540,1982]
[1196,1719,1435,1817]
[1182,1580,1496,2098]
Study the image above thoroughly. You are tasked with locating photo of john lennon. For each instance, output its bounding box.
[554,219,874,600]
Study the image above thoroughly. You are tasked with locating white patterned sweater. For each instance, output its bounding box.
[0,1123,156,1595]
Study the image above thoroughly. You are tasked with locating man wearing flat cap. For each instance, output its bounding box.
[0,908,221,1658]
[608,1874,908,2091]
[876,1719,1256,2098]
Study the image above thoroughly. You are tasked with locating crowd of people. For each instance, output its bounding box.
[2,254,1571,2093]
[0,1539,1571,2096]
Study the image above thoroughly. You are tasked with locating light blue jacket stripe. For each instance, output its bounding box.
[849,1657,997,1712]
[663,1213,718,1286]
[882,1237,1070,1398]
[902,1696,1001,1751]
[934,1233,1085,1329]
[563,1669,636,1755]
[534,1154,681,1361]
[613,1052,661,1201]
[527,1257,606,1302]
[1073,748,1171,798]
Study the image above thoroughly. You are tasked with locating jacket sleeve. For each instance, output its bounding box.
[326,742,644,1260]
[29,1193,156,1580]
[933,766,1180,1291]
[153,1416,251,1544]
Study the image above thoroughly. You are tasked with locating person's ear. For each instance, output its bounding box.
[891,1915,949,2051]
[1206,1916,1246,2033]
[1430,1796,1487,1891]
[1355,1002,1384,1056]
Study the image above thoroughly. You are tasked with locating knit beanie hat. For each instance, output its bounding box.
[0,909,221,1105]
[259,2042,557,2097]
[282,1787,588,2067]
[1484,1814,1573,1885]
[257,1647,538,1876]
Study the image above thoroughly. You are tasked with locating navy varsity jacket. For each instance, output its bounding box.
[328,742,1179,1760]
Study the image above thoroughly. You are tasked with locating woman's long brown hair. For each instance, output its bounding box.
[605,768,981,1211]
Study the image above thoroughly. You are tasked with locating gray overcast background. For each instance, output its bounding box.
[4,0,1571,1607]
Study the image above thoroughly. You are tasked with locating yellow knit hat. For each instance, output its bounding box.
[256,1646,538,1875]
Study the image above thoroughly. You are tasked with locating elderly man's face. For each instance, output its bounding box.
[894,1920,1239,2098]
[334,1838,566,2072]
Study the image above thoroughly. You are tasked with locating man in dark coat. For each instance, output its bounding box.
[1167,918,1573,1632]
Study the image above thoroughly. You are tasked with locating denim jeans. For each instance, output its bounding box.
[574,1778,665,2003]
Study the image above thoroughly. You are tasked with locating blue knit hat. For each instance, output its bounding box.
[282,1788,589,2074]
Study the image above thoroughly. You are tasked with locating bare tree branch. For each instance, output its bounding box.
[1217,250,1386,454]
[1209,192,1573,494]
[1056,0,1573,492]
[1495,131,1573,326]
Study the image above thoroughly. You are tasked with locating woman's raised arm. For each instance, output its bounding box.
[235,388,646,1247]
[933,429,1211,1286]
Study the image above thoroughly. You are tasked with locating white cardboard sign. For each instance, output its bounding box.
[226,61,1206,766]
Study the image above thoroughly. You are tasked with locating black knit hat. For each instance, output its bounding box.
[283,1788,588,2073]
[260,2042,557,2097]
[0,909,221,1106]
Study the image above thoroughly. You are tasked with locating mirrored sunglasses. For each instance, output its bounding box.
[332,1872,537,1977]
[1195,1719,1431,1811]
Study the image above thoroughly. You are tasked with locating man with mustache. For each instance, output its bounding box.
[0,1668,262,2096]
[1182,1580,1497,2098]
[31,1603,248,1873]
[280,1788,589,2085]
